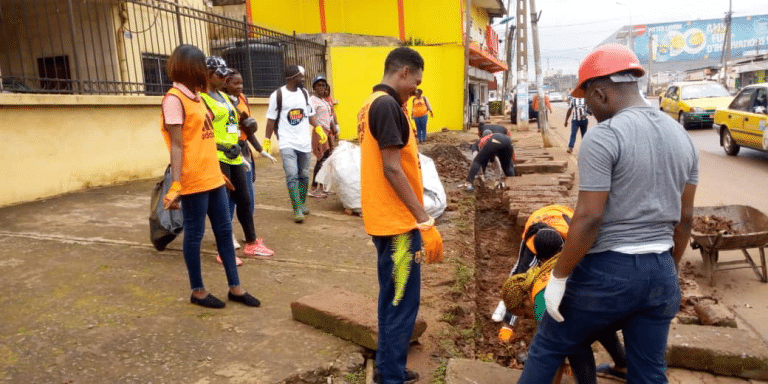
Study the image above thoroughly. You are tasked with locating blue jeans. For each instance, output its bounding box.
[280,148,311,190]
[519,250,680,384]
[372,229,422,384]
[568,119,588,149]
[414,115,428,142]
[179,186,240,291]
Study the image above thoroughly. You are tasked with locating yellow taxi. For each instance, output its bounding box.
[659,81,733,129]
[713,83,768,156]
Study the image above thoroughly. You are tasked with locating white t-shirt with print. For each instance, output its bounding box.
[266,86,316,152]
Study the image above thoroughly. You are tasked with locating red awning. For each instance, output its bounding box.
[469,42,508,73]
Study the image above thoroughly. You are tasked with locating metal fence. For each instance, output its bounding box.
[0,0,327,97]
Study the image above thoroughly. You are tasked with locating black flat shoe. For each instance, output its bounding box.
[190,294,226,308]
[228,291,261,307]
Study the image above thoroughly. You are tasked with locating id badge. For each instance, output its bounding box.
[227,124,238,134]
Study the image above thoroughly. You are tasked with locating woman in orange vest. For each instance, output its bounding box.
[411,88,433,143]
[161,45,260,309]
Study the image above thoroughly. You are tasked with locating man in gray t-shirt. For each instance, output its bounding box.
[519,44,699,384]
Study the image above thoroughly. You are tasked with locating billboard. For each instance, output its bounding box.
[630,15,768,64]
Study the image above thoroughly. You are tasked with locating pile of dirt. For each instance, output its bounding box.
[427,132,472,145]
[422,144,471,181]
[693,215,740,235]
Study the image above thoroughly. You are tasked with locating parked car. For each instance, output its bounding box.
[548,92,565,102]
[713,83,768,156]
[659,81,733,129]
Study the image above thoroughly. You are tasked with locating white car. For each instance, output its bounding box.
[548,92,565,102]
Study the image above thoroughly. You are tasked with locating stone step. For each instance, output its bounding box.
[514,160,569,175]
[666,324,768,380]
[445,358,618,384]
[290,287,427,351]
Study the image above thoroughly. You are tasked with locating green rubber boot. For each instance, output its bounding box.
[288,185,304,223]
[299,180,310,215]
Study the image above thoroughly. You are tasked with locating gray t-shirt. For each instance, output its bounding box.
[578,106,699,254]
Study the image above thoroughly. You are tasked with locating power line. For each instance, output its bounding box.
[539,17,624,28]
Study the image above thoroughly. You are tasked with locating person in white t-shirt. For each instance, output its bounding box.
[264,65,318,223]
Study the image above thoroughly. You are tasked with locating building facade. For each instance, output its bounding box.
[247,0,507,138]
[0,0,324,206]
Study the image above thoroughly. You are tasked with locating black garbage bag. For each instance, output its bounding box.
[149,165,183,251]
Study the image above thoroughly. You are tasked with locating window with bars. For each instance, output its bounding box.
[36,55,72,93]
[142,54,171,96]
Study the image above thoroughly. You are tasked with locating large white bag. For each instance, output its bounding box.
[319,141,361,212]
[317,142,447,218]
[419,154,447,218]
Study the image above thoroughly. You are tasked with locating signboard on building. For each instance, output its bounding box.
[631,14,768,64]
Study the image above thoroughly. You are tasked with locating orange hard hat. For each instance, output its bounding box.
[571,44,645,98]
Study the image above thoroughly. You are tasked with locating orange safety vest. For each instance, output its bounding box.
[235,94,251,141]
[161,87,224,195]
[412,96,429,118]
[358,91,423,236]
[523,205,573,254]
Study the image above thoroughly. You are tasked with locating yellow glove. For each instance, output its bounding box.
[417,217,444,264]
[263,139,271,154]
[315,126,328,144]
[163,181,182,210]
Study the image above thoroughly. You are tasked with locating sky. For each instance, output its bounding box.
[491,0,768,77]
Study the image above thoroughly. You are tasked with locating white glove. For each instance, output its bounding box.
[260,150,277,164]
[544,271,568,322]
[242,159,252,172]
[334,123,340,134]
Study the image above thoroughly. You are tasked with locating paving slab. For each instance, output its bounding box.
[445,358,620,384]
[290,287,427,351]
[667,324,768,380]
[514,160,569,175]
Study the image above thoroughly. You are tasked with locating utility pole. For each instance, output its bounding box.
[647,32,653,96]
[529,0,555,146]
[463,0,472,130]
[502,0,515,115]
[515,0,529,130]
[721,0,732,90]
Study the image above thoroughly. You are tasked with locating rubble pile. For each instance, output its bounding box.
[693,215,740,235]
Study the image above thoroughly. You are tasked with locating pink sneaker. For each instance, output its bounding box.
[243,238,275,259]
[217,253,243,266]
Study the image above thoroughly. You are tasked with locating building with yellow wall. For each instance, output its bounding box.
[0,0,322,206]
[247,0,507,139]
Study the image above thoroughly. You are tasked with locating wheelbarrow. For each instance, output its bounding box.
[690,205,768,286]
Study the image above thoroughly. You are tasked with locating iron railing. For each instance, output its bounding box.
[0,0,327,97]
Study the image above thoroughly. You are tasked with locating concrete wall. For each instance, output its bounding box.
[329,45,465,140]
[0,94,269,207]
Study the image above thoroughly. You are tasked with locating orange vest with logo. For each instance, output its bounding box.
[161,87,224,195]
[358,91,423,236]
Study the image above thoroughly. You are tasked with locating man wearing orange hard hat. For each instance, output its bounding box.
[518,44,699,384]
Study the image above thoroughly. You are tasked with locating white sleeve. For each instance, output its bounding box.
[305,90,316,117]
[266,90,278,120]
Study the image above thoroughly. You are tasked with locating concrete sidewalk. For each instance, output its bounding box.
[0,160,376,383]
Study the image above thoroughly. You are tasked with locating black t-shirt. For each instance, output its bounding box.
[368,84,410,149]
